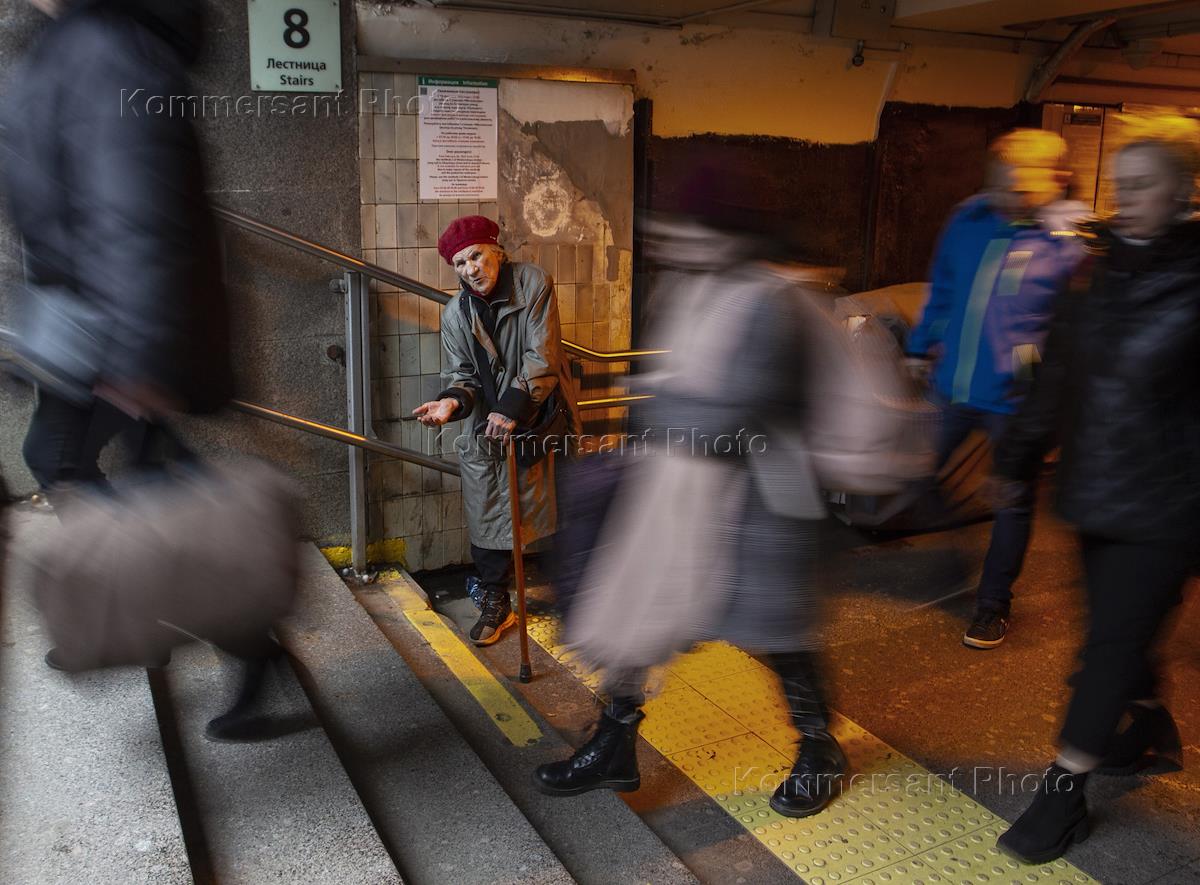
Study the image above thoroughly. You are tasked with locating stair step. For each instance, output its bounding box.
[281,545,573,885]
[0,510,191,885]
[356,570,699,885]
[159,636,402,883]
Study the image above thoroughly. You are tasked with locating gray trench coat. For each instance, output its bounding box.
[438,262,578,550]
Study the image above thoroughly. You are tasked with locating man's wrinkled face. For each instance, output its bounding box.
[453,243,504,295]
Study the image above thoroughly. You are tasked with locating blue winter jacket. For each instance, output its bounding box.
[907,195,1087,415]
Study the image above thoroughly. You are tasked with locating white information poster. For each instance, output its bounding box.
[248,0,342,93]
[418,77,499,201]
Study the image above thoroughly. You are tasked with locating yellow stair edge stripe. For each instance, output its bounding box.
[386,586,542,748]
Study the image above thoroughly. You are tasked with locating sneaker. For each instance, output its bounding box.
[469,590,516,646]
[963,609,1009,649]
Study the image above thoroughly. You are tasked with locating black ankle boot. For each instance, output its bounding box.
[534,709,644,796]
[770,733,848,818]
[767,652,847,817]
[205,641,284,742]
[997,765,1089,864]
[1097,705,1182,776]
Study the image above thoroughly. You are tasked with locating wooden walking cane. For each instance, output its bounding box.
[505,441,533,683]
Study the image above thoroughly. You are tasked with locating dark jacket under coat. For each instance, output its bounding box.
[1,0,231,412]
[994,219,1200,547]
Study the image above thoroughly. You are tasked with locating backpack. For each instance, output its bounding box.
[795,285,937,495]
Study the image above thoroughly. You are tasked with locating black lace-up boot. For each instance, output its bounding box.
[768,652,847,818]
[534,702,644,796]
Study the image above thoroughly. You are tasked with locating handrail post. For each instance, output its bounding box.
[343,270,371,582]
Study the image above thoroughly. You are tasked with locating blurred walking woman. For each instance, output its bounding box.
[992,118,1200,864]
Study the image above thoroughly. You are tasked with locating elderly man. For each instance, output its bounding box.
[414,216,577,645]
[907,129,1086,649]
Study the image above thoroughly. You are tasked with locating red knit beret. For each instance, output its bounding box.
[437,215,500,264]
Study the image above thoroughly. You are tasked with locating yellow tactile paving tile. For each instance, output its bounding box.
[523,617,1097,885]
[668,641,767,686]
[642,685,751,755]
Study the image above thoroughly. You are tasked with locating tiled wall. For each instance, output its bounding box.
[359,70,632,571]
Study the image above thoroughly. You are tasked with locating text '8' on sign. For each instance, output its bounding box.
[248,0,342,93]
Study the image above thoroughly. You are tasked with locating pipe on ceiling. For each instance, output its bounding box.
[1025,16,1118,103]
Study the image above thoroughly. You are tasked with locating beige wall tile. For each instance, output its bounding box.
[397,204,418,248]
[396,292,420,335]
[419,296,442,332]
[399,334,421,375]
[396,159,418,203]
[396,114,417,160]
[377,292,399,335]
[556,284,576,324]
[375,204,397,249]
[394,74,418,114]
[360,205,377,250]
[373,113,396,159]
[360,159,375,204]
[576,284,594,324]
[557,245,576,284]
[417,204,440,248]
[358,111,374,160]
[420,333,441,375]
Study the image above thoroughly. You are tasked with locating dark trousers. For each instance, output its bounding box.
[935,403,1034,614]
[470,544,513,599]
[23,390,127,491]
[1060,536,1191,757]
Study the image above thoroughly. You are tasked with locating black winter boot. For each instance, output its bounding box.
[1097,704,1182,776]
[997,765,1089,864]
[771,734,848,818]
[205,639,285,742]
[768,652,847,818]
[534,709,644,796]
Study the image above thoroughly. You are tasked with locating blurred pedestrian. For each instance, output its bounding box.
[0,1,294,746]
[907,129,1087,648]
[414,216,577,646]
[1,0,231,498]
[991,117,1200,863]
[534,181,846,819]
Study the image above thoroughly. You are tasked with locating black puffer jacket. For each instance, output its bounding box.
[1,0,231,412]
[994,219,1200,546]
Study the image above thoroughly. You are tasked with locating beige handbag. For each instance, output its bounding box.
[564,452,747,674]
[31,459,301,670]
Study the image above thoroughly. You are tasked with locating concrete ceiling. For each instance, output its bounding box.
[893,0,1200,49]
[421,0,817,29]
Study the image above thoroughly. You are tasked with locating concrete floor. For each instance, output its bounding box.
[818,496,1200,884]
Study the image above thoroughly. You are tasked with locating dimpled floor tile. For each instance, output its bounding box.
[897,826,1100,885]
[520,611,1096,885]
[668,641,767,686]
[641,685,751,754]
[693,667,800,757]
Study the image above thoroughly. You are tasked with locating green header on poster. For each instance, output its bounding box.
[418,76,499,89]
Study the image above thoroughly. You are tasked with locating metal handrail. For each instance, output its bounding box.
[562,342,668,363]
[232,401,460,475]
[215,206,667,363]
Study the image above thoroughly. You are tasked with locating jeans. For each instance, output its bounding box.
[1060,536,1192,757]
[23,388,182,495]
[23,390,127,491]
[935,403,1034,615]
